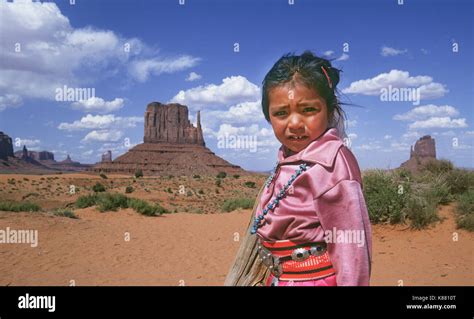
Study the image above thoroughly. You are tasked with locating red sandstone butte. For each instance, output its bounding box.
[91,102,247,176]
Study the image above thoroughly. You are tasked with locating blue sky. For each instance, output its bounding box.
[0,0,473,171]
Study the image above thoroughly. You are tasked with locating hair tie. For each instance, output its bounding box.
[321,66,333,89]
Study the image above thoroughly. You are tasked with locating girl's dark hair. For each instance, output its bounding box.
[261,51,347,138]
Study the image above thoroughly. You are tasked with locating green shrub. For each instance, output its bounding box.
[53,209,79,219]
[99,173,108,179]
[233,174,240,179]
[75,193,167,216]
[96,193,128,212]
[244,181,256,188]
[363,170,409,224]
[167,188,173,194]
[128,198,168,216]
[216,179,222,187]
[75,194,98,208]
[193,175,201,179]
[92,182,106,193]
[427,174,452,205]
[134,169,143,178]
[216,172,227,179]
[0,201,41,212]
[198,189,204,195]
[222,198,254,212]
[445,169,474,196]
[404,194,440,229]
[423,159,454,175]
[455,188,474,231]
[187,190,193,197]
[125,186,134,194]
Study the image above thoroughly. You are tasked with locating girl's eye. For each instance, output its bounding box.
[303,107,317,113]
[273,111,287,116]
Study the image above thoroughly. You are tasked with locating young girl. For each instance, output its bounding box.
[252,51,372,286]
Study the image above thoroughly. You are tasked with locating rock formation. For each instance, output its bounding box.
[144,102,205,145]
[0,131,14,160]
[400,135,437,173]
[14,149,54,161]
[101,151,112,163]
[92,102,245,176]
[8,146,90,172]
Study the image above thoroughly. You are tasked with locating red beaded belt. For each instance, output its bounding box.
[257,239,335,281]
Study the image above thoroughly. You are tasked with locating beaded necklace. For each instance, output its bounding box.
[251,163,308,234]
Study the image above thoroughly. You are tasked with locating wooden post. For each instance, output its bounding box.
[224,186,270,286]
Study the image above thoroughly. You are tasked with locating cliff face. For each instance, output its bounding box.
[144,102,204,146]
[0,131,14,160]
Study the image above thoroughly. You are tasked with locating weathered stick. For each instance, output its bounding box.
[224,186,270,286]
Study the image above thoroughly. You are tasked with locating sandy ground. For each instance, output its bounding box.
[0,203,472,286]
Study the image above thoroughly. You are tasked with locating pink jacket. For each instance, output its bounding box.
[256,127,372,286]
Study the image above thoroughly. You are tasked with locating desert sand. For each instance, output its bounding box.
[0,173,472,286]
[0,204,472,286]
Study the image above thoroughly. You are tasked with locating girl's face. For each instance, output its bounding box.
[268,83,330,153]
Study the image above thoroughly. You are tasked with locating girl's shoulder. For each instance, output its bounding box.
[304,143,362,192]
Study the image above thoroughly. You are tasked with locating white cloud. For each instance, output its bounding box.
[393,104,460,121]
[409,117,468,130]
[336,53,349,61]
[381,46,407,57]
[81,130,123,143]
[71,97,125,113]
[356,143,381,151]
[402,131,421,140]
[205,123,279,153]
[170,76,261,109]
[129,56,200,82]
[432,130,456,136]
[346,119,357,128]
[0,94,22,111]
[348,133,358,140]
[384,135,392,139]
[204,100,264,126]
[322,50,334,57]
[58,114,143,131]
[186,72,202,82]
[342,70,448,99]
[0,1,199,106]
[389,142,410,151]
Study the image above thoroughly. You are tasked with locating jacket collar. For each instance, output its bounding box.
[277,127,343,167]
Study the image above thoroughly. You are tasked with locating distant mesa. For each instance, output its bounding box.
[400,135,438,174]
[14,147,55,162]
[92,102,246,176]
[0,131,91,173]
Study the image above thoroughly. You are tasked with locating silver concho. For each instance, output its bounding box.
[310,244,325,257]
[291,248,310,262]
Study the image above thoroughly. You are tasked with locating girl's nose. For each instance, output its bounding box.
[287,113,304,130]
